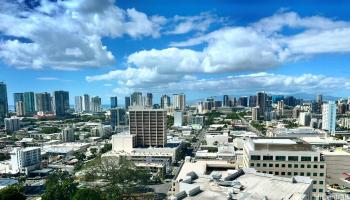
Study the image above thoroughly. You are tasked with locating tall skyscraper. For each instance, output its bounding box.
[125,96,131,110]
[23,92,35,116]
[257,92,267,116]
[173,93,186,111]
[131,92,143,106]
[13,93,24,112]
[53,91,69,117]
[129,107,167,147]
[160,95,170,109]
[82,94,90,112]
[91,96,102,113]
[317,94,323,104]
[75,96,83,112]
[223,95,229,107]
[322,101,336,134]
[35,92,52,112]
[110,107,126,129]
[146,93,153,107]
[16,101,24,116]
[110,96,118,108]
[238,96,248,107]
[249,95,257,107]
[0,82,8,121]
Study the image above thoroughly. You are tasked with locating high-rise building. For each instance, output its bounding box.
[129,107,167,147]
[173,93,186,111]
[251,107,259,121]
[110,96,118,108]
[243,138,326,198]
[91,96,102,113]
[174,111,183,127]
[110,107,126,129]
[10,147,41,174]
[322,101,336,134]
[299,112,311,126]
[317,94,323,104]
[249,95,257,107]
[125,96,131,110]
[223,95,229,107]
[0,82,8,121]
[53,91,69,117]
[4,117,20,132]
[82,94,90,112]
[131,92,143,106]
[160,95,171,109]
[23,92,35,116]
[146,93,153,107]
[277,100,284,117]
[61,127,75,142]
[35,92,52,112]
[257,92,267,116]
[75,96,83,112]
[238,96,248,107]
[16,101,25,116]
[13,93,24,112]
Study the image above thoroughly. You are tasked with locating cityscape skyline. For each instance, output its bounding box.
[1,0,350,104]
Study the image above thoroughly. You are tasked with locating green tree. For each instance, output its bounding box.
[0,185,25,200]
[90,148,98,155]
[74,151,86,161]
[100,143,112,154]
[42,171,78,200]
[72,188,105,200]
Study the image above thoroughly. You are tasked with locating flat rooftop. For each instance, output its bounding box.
[246,138,313,152]
[253,138,297,145]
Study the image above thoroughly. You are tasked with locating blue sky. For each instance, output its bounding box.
[1,0,350,105]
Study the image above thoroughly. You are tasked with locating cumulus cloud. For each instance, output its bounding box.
[0,0,165,70]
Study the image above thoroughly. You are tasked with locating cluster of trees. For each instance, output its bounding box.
[40,127,61,134]
[204,111,224,125]
[0,185,25,200]
[167,115,174,128]
[282,120,299,129]
[43,158,152,200]
[251,121,267,135]
[0,152,10,161]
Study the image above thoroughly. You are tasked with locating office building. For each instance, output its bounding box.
[74,96,82,112]
[237,96,248,107]
[129,107,167,147]
[322,101,336,134]
[61,127,75,142]
[35,92,52,112]
[223,95,229,107]
[272,95,284,104]
[299,112,311,126]
[4,117,20,132]
[82,94,90,112]
[15,101,24,116]
[173,93,186,111]
[125,96,131,110]
[10,147,41,174]
[53,91,69,117]
[0,82,8,121]
[174,111,183,127]
[161,95,171,109]
[277,100,284,116]
[131,92,143,106]
[23,92,35,116]
[110,96,118,108]
[257,92,267,116]
[110,107,126,129]
[249,95,257,107]
[322,149,350,189]
[317,94,323,104]
[243,138,326,198]
[146,93,153,107]
[251,107,259,121]
[91,96,102,113]
[13,93,24,112]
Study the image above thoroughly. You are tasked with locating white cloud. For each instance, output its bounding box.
[37,77,71,82]
[0,0,165,70]
[166,12,222,35]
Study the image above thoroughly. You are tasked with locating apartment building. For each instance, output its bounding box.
[243,138,326,199]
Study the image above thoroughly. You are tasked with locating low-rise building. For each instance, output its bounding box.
[10,147,41,174]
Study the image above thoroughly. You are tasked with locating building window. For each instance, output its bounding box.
[320,173,324,177]
[294,172,298,176]
[300,164,305,168]
[313,173,317,176]
[320,165,324,169]
[313,180,317,184]
[269,171,273,174]
[251,155,261,160]
[319,189,323,193]
[294,164,298,168]
[288,156,298,161]
[275,164,279,168]
[312,189,316,192]
[269,163,273,167]
[275,172,279,175]
[288,164,292,168]
[263,155,273,160]
[300,172,305,176]
[301,156,311,161]
[250,163,254,167]
[319,181,324,184]
[281,172,285,175]
[276,156,286,161]
[314,165,318,169]
[287,172,292,176]
[307,164,311,168]
[281,164,286,168]
[307,173,311,176]
[314,156,318,161]
[257,163,261,167]
[263,163,267,167]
